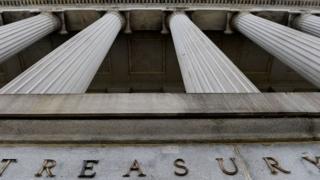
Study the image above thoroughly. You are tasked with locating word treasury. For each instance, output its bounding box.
[0,155,319,178]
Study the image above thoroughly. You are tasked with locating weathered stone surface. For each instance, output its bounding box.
[0,93,318,143]
[0,143,319,179]
[0,118,317,143]
[1,0,319,11]
[0,93,319,116]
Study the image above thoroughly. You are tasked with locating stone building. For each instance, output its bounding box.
[0,0,319,179]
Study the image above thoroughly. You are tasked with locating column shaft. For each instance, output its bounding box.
[233,13,320,88]
[294,14,320,38]
[0,13,59,63]
[169,13,259,93]
[0,12,123,94]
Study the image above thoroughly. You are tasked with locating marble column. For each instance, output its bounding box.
[233,13,320,88]
[0,13,59,63]
[0,12,124,94]
[294,14,320,38]
[169,12,259,93]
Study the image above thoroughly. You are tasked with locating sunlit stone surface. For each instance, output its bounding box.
[233,13,320,88]
[0,12,124,94]
[169,12,259,93]
[0,13,59,63]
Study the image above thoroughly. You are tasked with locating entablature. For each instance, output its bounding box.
[1,0,320,13]
[0,93,319,143]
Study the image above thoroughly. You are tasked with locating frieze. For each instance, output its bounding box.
[0,143,319,179]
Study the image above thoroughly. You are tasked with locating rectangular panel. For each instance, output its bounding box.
[129,39,165,74]
[97,53,111,74]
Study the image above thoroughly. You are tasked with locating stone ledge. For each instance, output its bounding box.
[0,93,319,118]
[1,0,319,8]
[0,118,318,143]
[0,93,319,143]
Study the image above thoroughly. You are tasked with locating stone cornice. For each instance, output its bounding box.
[0,93,319,118]
[1,0,320,13]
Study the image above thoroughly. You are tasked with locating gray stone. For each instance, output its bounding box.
[0,143,318,179]
[0,93,319,116]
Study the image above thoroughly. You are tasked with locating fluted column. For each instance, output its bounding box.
[0,12,124,94]
[233,13,320,88]
[294,14,320,38]
[0,13,59,63]
[169,12,259,93]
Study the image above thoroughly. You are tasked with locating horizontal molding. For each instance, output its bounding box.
[0,93,319,118]
[1,6,319,14]
[0,93,318,143]
[1,0,319,7]
[0,117,318,143]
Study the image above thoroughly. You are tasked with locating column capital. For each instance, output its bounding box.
[41,12,61,30]
[168,11,187,23]
[293,13,313,27]
[108,11,126,28]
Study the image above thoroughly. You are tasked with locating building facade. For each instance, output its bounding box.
[0,0,319,179]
